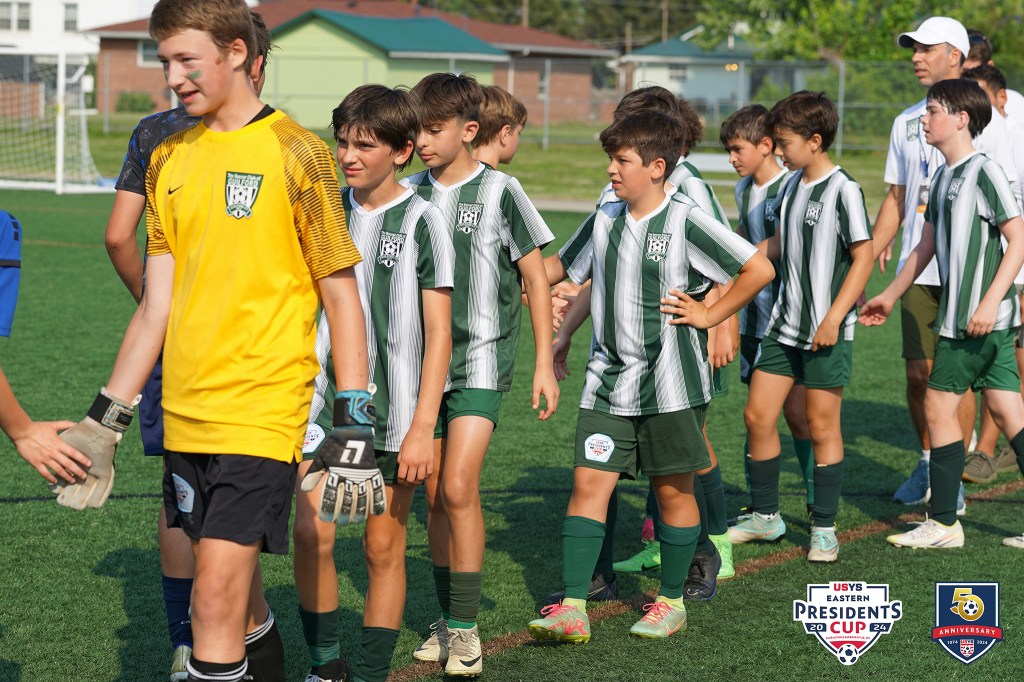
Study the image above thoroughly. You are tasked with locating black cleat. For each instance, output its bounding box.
[683,546,721,601]
[545,572,619,605]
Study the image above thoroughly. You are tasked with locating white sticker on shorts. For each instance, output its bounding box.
[172,473,195,514]
[302,424,326,454]
[584,433,615,463]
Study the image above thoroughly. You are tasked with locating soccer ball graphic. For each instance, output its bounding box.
[962,600,980,617]
[836,643,860,665]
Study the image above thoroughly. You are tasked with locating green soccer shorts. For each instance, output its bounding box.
[753,335,853,389]
[434,387,503,439]
[928,329,1021,394]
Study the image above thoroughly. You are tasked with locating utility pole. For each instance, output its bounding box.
[522,0,529,28]
[625,21,632,53]
[661,0,668,42]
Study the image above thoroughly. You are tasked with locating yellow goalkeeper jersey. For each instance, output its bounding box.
[145,109,360,462]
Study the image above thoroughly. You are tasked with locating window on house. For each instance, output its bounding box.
[0,3,13,31]
[668,64,689,81]
[64,3,77,32]
[15,1,28,30]
[139,40,161,66]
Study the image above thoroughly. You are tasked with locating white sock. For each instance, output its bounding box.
[921,450,930,462]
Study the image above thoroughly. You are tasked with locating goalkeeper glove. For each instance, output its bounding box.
[299,389,385,524]
[51,388,139,510]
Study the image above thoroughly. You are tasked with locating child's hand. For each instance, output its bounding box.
[811,316,841,351]
[396,425,434,486]
[711,317,737,368]
[967,300,998,337]
[858,295,893,327]
[661,289,711,329]
[553,334,572,381]
[533,366,560,420]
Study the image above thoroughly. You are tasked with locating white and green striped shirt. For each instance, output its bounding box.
[596,157,730,225]
[402,163,554,391]
[559,194,757,415]
[925,152,1022,339]
[735,168,791,338]
[765,167,872,349]
[305,189,454,453]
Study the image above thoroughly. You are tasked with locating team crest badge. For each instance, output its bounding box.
[224,172,263,219]
[763,199,778,224]
[645,233,672,262]
[932,583,1002,664]
[378,232,406,268]
[804,201,824,227]
[947,178,965,201]
[793,582,902,666]
[907,118,921,141]
[456,202,484,234]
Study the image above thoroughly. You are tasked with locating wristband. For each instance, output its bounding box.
[333,389,375,428]
[87,388,140,433]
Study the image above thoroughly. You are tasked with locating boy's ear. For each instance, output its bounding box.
[499,124,513,145]
[462,120,480,144]
[395,140,415,167]
[808,132,823,152]
[649,156,667,181]
[226,37,248,70]
[757,136,774,155]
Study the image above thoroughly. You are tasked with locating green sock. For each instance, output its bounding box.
[352,626,399,682]
[594,489,617,581]
[930,441,965,526]
[298,607,340,667]
[655,521,700,600]
[743,437,752,494]
[448,571,482,628]
[432,565,451,620]
[1011,428,1024,477]
[749,455,781,514]
[698,466,727,536]
[562,516,606,601]
[811,461,843,527]
[693,476,713,554]
[794,438,815,505]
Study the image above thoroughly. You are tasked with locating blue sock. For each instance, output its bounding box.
[162,575,193,648]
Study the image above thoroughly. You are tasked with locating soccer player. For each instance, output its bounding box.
[872,16,1017,510]
[530,109,772,643]
[719,105,815,520]
[55,2,373,681]
[102,14,271,679]
[963,28,1024,125]
[860,79,1024,549]
[403,72,558,677]
[730,91,874,563]
[1,209,91,483]
[471,85,527,169]
[292,84,454,682]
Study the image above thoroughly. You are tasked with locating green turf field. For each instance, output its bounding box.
[1,189,1022,681]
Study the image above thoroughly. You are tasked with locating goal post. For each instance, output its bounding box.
[0,49,109,194]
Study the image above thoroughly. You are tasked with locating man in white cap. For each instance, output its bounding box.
[871,16,1019,509]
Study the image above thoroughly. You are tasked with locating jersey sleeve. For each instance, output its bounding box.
[303,309,336,455]
[558,212,599,284]
[145,139,174,257]
[416,203,455,289]
[115,124,147,195]
[884,116,907,186]
[682,177,729,226]
[837,181,872,246]
[734,180,749,239]
[499,177,555,262]
[978,159,1022,225]
[278,128,362,280]
[684,206,758,284]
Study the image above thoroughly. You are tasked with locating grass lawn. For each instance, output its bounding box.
[1,191,1021,681]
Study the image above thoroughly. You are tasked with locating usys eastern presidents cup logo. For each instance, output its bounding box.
[793,582,902,665]
[932,582,1002,664]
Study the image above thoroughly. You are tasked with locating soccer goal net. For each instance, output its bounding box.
[0,50,107,193]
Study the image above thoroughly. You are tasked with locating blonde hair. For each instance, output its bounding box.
[476,86,528,145]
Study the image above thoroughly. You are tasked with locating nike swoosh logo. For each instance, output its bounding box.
[459,656,481,667]
[168,185,183,195]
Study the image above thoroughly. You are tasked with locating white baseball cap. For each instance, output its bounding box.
[898,17,970,56]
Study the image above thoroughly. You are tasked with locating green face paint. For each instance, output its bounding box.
[187,70,201,81]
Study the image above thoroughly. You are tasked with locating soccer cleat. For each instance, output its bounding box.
[629,598,687,639]
[528,603,591,644]
[807,527,839,563]
[1002,534,1024,548]
[412,617,448,662]
[996,444,1018,472]
[887,518,964,548]
[304,658,349,682]
[612,540,661,572]
[445,625,483,677]
[169,644,191,682]
[684,545,720,601]
[709,533,734,580]
[962,451,998,483]
[728,512,786,544]
[545,573,618,605]
[641,516,656,542]
[957,483,966,517]
[893,458,930,505]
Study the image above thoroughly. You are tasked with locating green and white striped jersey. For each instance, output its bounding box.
[596,157,730,225]
[765,167,872,349]
[735,169,791,339]
[402,163,554,391]
[304,189,455,454]
[925,152,1022,339]
[559,193,757,415]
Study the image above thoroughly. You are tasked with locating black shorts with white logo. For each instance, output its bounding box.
[163,451,297,554]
